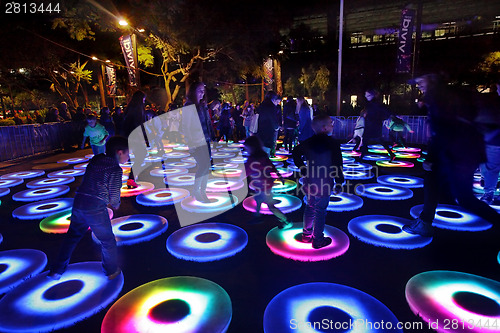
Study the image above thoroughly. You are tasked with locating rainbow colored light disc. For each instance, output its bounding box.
[121,182,155,197]
[12,185,70,202]
[343,170,374,180]
[406,271,500,333]
[363,154,389,161]
[343,162,373,171]
[0,262,123,333]
[355,183,413,200]
[410,204,493,231]
[394,152,420,159]
[269,155,288,162]
[0,177,23,188]
[348,215,432,249]
[368,148,389,154]
[304,193,364,212]
[40,208,113,234]
[206,179,245,192]
[166,223,248,262]
[265,223,349,262]
[276,148,291,155]
[95,214,168,246]
[242,194,302,214]
[101,276,232,333]
[376,160,414,168]
[341,151,361,157]
[181,193,239,213]
[1,170,45,179]
[164,152,190,159]
[48,169,85,177]
[136,188,190,206]
[264,282,402,333]
[271,168,293,178]
[0,249,47,295]
[58,157,89,164]
[13,198,74,220]
[211,168,244,178]
[212,163,239,170]
[165,161,197,169]
[150,167,189,177]
[74,163,88,169]
[0,188,10,198]
[393,146,421,153]
[377,175,424,188]
[26,176,75,188]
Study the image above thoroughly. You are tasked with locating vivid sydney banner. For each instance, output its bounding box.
[263,57,274,90]
[119,35,138,86]
[396,8,415,73]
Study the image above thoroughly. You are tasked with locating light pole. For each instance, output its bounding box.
[336,0,344,116]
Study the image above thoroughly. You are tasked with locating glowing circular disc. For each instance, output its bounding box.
[394,152,420,159]
[0,234,2,244]
[95,214,168,246]
[165,174,195,186]
[48,169,85,177]
[363,154,389,161]
[212,168,243,178]
[144,156,164,163]
[181,157,196,163]
[355,183,413,200]
[269,155,288,162]
[343,170,374,180]
[12,185,70,202]
[39,208,113,234]
[212,163,239,170]
[58,157,89,164]
[348,215,432,249]
[206,179,245,192]
[264,282,402,332]
[150,167,189,177]
[341,151,361,157]
[472,180,500,195]
[271,168,293,178]
[224,157,247,164]
[265,223,349,262]
[0,188,10,198]
[33,163,68,171]
[164,152,190,159]
[120,182,155,197]
[340,143,356,150]
[0,262,123,333]
[304,193,364,212]
[13,198,74,220]
[276,148,291,155]
[1,170,45,179]
[343,162,373,171]
[498,251,500,265]
[0,249,47,295]
[228,142,243,147]
[165,161,197,169]
[212,152,235,159]
[26,176,75,188]
[376,160,414,168]
[368,148,389,154]
[181,193,239,213]
[272,161,284,168]
[120,161,134,168]
[101,276,231,333]
[73,163,88,169]
[173,145,189,151]
[342,157,355,163]
[410,204,493,231]
[377,175,424,188]
[166,223,248,262]
[85,154,94,159]
[218,147,241,152]
[136,188,190,206]
[242,194,302,214]
[0,177,23,188]
[406,271,500,333]
[368,144,385,149]
[287,164,300,172]
[393,146,421,153]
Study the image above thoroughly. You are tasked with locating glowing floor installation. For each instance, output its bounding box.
[13,198,74,220]
[355,183,413,200]
[120,182,155,197]
[26,176,75,188]
[304,193,364,212]
[136,188,190,207]
[377,175,424,188]
[205,179,245,192]
[0,178,23,188]
[243,194,302,214]
[0,249,47,294]
[39,208,113,234]
[181,193,239,213]
[48,169,85,178]
[410,204,493,231]
[1,170,45,179]
[12,185,70,202]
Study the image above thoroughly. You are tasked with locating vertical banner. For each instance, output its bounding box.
[273,59,283,97]
[396,8,415,73]
[105,66,117,95]
[119,35,137,86]
[263,57,274,91]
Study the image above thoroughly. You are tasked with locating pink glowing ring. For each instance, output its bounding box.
[26,176,75,188]
[40,207,113,234]
[120,182,155,197]
[212,152,236,159]
[150,167,188,177]
[73,163,88,169]
[206,179,245,192]
[269,155,288,162]
[13,198,74,220]
[136,188,190,206]
[165,174,195,186]
[0,188,10,198]
[224,157,247,164]
[0,249,47,295]
[355,183,413,200]
[101,276,231,333]
[48,169,85,177]
[0,177,23,188]
[376,160,414,168]
[304,193,364,212]
[212,163,239,170]
[362,154,390,161]
[242,194,302,214]
[377,175,424,188]
[12,185,70,202]
[164,152,190,159]
[271,168,293,178]
[181,193,239,213]
[393,146,421,153]
[341,151,361,157]
[165,161,197,169]
[58,157,89,164]
[410,204,492,231]
[1,170,45,179]
[211,168,244,178]
[265,223,349,262]
[406,271,500,333]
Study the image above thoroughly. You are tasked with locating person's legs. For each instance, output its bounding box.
[263,192,291,228]
[262,146,271,156]
[352,136,362,151]
[87,207,118,276]
[480,144,500,203]
[310,194,330,241]
[192,144,211,202]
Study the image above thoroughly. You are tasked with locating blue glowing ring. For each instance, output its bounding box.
[348,215,432,249]
[85,154,94,159]
[272,161,284,168]
[218,147,241,152]
[393,146,421,153]
[212,163,239,170]
[165,161,197,169]
[12,185,70,202]
[13,198,74,220]
[0,249,47,295]
[166,223,248,262]
[340,143,356,150]
[164,152,190,159]
[181,193,239,213]
[150,167,188,177]
[0,188,10,198]
[94,214,168,246]
[341,151,361,157]
[342,157,355,163]
[181,156,196,163]
[304,193,364,212]
[410,204,493,231]
[472,180,500,195]
[26,176,75,188]
[498,251,500,265]
[0,262,123,333]
[0,234,2,244]
[136,188,190,207]
[224,157,247,164]
[0,178,23,188]
[271,168,293,178]
[376,160,415,168]
[58,157,89,164]
[1,170,45,179]
[206,179,245,192]
[343,170,374,180]
[165,174,195,186]
[362,154,390,161]
[265,223,349,262]
[343,162,373,171]
[287,164,300,172]
[73,163,88,169]
[212,152,236,159]
[377,175,424,188]
[120,182,155,198]
[276,149,291,155]
[48,169,85,177]
[355,183,413,200]
[242,194,302,214]
[368,144,385,149]
[406,271,500,333]
[264,282,402,332]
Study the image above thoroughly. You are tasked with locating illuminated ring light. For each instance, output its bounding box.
[269,155,288,162]
[340,143,356,150]
[0,249,47,295]
[74,163,88,169]
[120,161,134,168]
[304,193,364,212]
[121,182,155,197]
[377,175,424,188]
[85,154,94,159]
[348,215,432,249]
[0,261,123,333]
[368,148,389,154]
[166,174,195,186]
[164,152,190,159]
[368,144,385,149]
[165,162,197,169]
[410,204,492,231]
[181,193,239,213]
[271,168,293,178]
[211,168,243,178]
[48,169,85,177]
[12,185,70,202]
[166,223,248,262]
[342,157,355,163]
[497,251,500,265]
[101,276,231,333]
[212,163,238,170]
[39,208,113,234]
[376,160,414,168]
[276,139,283,144]
[287,164,300,172]
[242,194,302,214]
[150,167,189,177]
[164,143,183,149]
[264,282,402,333]
[136,188,190,207]
[26,176,75,188]
[94,214,168,246]
[341,151,361,157]
[224,157,247,164]
[57,157,89,164]
[265,223,349,262]
[206,179,245,192]
[249,179,297,193]
[173,145,190,151]
[181,157,196,163]
[472,180,500,195]
[33,162,69,171]
[1,170,45,179]
[0,234,2,244]
[406,271,500,333]
[218,147,241,152]
[394,152,421,159]
[144,156,164,163]
[228,142,243,147]
[0,188,10,198]
[212,152,235,159]
[363,154,389,161]
[343,170,374,180]
[272,161,284,168]
[355,183,413,200]
[393,146,421,153]
[0,177,23,188]
[343,162,373,171]
[276,148,291,155]
[13,198,74,220]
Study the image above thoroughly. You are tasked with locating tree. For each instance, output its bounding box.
[312,65,331,102]
[48,60,93,108]
[476,51,500,83]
